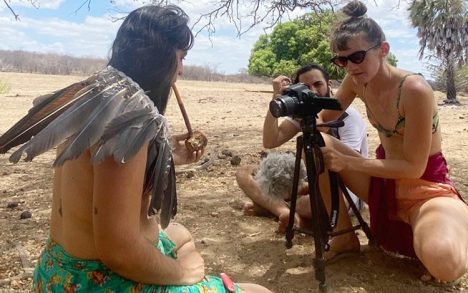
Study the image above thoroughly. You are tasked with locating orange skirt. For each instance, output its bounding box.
[395,178,462,224]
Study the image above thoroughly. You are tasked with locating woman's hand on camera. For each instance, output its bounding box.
[321,146,347,172]
[272,75,291,98]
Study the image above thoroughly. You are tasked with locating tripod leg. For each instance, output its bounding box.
[308,172,328,292]
[285,135,303,248]
[303,138,331,292]
[339,179,374,243]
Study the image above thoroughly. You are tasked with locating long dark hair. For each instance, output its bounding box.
[108,5,194,113]
[330,1,385,52]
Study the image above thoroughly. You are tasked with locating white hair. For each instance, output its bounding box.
[254,152,306,201]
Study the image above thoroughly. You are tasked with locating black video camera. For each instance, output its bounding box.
[269,83,341,118]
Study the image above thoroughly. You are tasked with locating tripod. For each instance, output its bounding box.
[285,114,373,292]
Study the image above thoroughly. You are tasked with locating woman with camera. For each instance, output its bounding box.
[319,0,468,283]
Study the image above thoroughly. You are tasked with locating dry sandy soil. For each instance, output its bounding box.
[0,72,467,293]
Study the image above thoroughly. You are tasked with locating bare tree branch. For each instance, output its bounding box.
[3,0,386,36]
[3,0,20,20]
[74,0,93,14]
[191,0,340,38]
[3,0,339,31]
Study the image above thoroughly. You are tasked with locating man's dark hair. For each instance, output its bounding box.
[108,5,194,113]
[292,63,330,84]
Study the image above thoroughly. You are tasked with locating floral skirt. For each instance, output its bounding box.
[32,231,243,292]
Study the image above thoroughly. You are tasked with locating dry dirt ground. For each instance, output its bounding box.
[0,72,467,293]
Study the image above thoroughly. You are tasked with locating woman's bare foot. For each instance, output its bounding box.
[324,232,360,263]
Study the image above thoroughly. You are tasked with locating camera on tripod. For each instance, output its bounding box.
[269,83,341,118]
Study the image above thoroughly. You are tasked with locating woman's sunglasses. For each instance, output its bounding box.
[331,44,380,68]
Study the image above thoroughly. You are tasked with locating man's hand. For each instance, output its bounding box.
[272,75,291,98]
[171,133,204,165]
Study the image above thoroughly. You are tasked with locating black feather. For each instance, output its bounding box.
[159,159,177,229]
[150,140,168,212]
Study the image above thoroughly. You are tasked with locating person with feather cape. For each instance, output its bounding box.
[0,5,272,293]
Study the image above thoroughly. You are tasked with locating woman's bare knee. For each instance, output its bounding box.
[415,235,466,281]
[164,222,193,249]
[412,199,468,281]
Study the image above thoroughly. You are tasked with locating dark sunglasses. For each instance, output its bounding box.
[331,44,380,68]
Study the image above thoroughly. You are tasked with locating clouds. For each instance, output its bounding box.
[0,0,433,76]
[181,0,432,75]
[187,32,261,74]
[364,1,432,76]
[6,0,65,9]
[177,0,291,73]
[0,8,121,58]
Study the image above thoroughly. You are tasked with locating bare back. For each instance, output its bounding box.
[50,146,159,260]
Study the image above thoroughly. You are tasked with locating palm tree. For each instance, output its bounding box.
[408,0,468,104]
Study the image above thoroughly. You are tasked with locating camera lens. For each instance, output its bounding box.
[269,95,298,118]
[269,99,285,118]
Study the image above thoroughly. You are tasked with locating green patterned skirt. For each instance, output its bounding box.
[32,231,243,293]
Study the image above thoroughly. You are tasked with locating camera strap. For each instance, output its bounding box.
[328,171,340,230]
[324,112,348,230]
[316,131,340,231]
[326,112,348,140]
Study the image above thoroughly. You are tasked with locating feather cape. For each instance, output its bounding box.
[0,66,176,228]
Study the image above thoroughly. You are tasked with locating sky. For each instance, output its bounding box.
[0,0,434,77]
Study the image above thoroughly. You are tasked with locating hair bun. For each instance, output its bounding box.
[342,0,367,18]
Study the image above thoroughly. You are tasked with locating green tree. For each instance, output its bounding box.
[248,10,345,79]
[248,49,276,76]
[387,52,398,67]
[408,0,468,104]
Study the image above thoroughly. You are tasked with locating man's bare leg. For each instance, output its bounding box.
[236,165,290,217]
[242,202,273,217]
